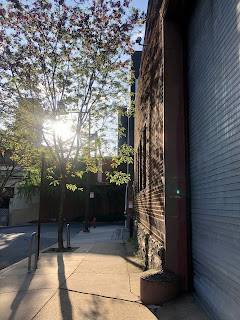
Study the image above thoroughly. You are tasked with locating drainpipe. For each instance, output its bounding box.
[124,111,130,228]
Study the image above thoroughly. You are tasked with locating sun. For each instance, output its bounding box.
[43,118,75,145]
[52,119,74,141]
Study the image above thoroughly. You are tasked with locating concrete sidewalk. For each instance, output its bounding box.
[0,225,209,320]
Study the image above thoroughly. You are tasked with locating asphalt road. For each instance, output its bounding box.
[0,223,83,270]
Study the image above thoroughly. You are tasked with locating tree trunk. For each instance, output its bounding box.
[84,172,90,232]
[58,176,66,250]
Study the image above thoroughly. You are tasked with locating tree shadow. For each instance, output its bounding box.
[57,254,73,319]
[9,269,36,320]
[67,289,142,319]
[81,294,108,319]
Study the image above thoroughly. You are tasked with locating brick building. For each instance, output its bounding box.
[134,0,240,318]
[118,51,142,232]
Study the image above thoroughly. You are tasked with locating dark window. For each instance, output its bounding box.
[139,141,142,191]
[137,126,147,193]
[143,126,146,189]
[137,146,140,192]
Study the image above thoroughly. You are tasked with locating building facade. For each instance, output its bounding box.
[118,51,142,232]
[134,0,240,318]
[7,159,125,226]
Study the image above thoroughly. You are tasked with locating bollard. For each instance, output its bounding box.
[93,217,96,228]
[67,224,70,248]
[28,232,38,273]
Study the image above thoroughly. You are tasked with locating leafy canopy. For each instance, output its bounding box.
[0,0,144,188]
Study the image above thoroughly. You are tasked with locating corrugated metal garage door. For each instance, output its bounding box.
[187,0,240,318]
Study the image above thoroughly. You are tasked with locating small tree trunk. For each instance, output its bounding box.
[84,172,90,231]
[58,176,66,250]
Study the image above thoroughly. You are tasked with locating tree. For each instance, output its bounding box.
[0,0,144,249]
[0,100,41,203]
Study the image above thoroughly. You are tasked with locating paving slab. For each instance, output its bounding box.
[38,253,86,263]
[129,272,142,297]
[151,294,210,320]
[0,272,66,293]
[38,256,84,269]
[0,258,29,280]
[61,272,138,302]
[0,258,29,271]
[87,242,125,256]
[125,257,144,273]
[33,290,157,320]
[72,244,94,253]
[81,252,126,261]
[73,259,128,275]
[0,226,210,320]
[69,227,126,245]
[82,254,125,263]
[0,289,57,320]
[0,265,76,277]
[0,255,84,277]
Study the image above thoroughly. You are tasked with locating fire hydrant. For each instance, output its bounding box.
[93,217,96,228]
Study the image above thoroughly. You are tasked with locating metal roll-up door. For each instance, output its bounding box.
[187,0,240,318]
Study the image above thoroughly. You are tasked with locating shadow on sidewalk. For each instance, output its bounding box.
[80,294,109,319]
[57,254,73,319]
[9,270,36,320]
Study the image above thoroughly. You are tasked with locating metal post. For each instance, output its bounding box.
[38,154,45,259]
[28,232,38,273]
[67,224,70,248]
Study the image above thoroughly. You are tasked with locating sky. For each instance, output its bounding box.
[1,0,149,156]
[66,0,150,155]
[66,0,149,51]
[96,0,149,155]
[131,0,148,13]
[130,0,149,51]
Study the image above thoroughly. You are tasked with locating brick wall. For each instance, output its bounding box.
[134,0,189,289]
[134,0,167,270]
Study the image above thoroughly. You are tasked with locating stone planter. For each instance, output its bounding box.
[140,270,181,305]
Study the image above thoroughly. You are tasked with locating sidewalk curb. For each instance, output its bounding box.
[0,225,125,274]
[0,221,124,229]
[0,256,29,275]
[0,240,60,275]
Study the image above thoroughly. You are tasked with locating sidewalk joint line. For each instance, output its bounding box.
[60,288,143,305]
[32,252,87,319]
[127,264,134,295]
[31,289,59,320]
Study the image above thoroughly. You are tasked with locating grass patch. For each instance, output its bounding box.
[127,237,138,250]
